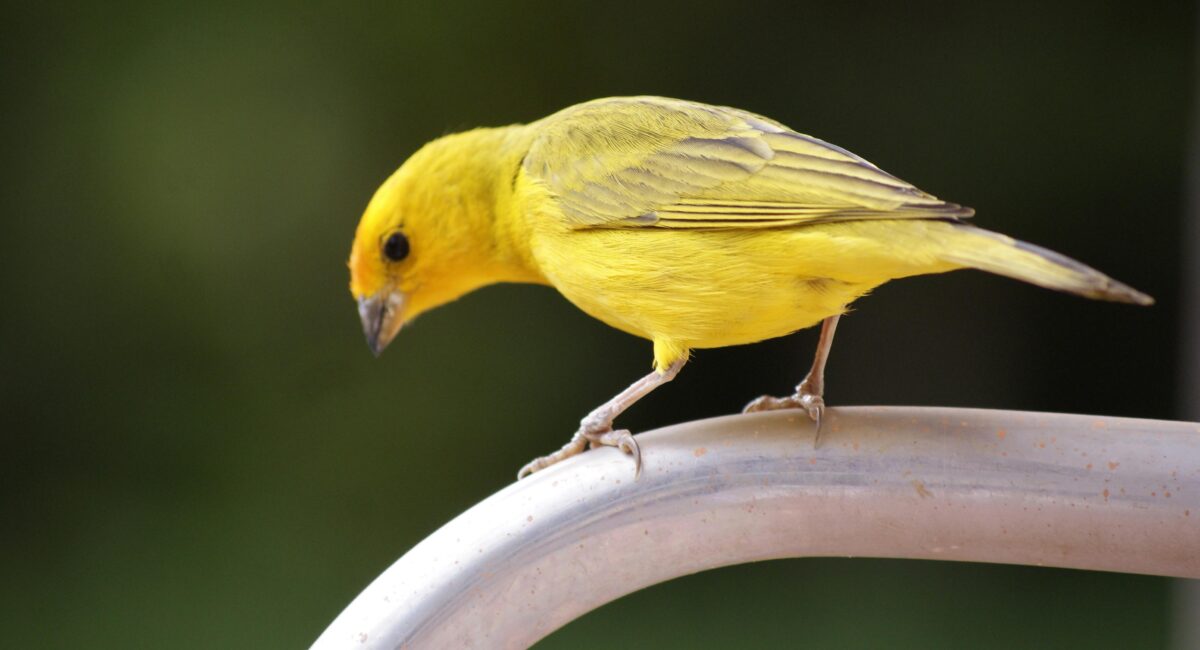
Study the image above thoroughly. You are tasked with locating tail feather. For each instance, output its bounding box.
[939,224,1153,305]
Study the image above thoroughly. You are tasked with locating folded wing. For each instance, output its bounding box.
[522,96,972,230]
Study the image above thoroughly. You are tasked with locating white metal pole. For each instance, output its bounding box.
[313,407,1200,650]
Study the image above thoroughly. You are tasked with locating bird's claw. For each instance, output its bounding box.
[517,426,642,480]
[587,428,641,477]
[798,392,824,432]
[742,385,826,445]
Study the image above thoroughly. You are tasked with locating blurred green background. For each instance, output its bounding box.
[2,0,1192,647]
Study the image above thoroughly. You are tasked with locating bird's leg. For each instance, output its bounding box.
[518,359,686,480]
[743,315,841,439]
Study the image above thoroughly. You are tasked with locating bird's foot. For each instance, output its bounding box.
[517,421,641,480]
[743,383,825,440]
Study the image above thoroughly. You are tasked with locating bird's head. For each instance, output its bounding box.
[348,129,533,356]
[348,178,413,357]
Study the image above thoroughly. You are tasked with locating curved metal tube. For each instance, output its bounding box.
[311,407,1200,649]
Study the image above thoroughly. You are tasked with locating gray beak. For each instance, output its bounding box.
[358,290,406,357]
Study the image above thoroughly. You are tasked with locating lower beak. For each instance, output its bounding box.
[358,290,407,357]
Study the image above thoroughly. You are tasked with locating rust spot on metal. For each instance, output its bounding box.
[996,428,1007,440]
[693,447,708,457]
[1108,462,1120,471]
[912,480,933,498]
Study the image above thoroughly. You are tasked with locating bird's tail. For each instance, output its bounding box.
[937,224,1153,305]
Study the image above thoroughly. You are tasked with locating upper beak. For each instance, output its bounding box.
[358,290,407,357]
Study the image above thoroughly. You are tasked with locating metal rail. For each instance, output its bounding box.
[311,406,1200,649]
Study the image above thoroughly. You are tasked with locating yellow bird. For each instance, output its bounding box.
[348,96,1151,479]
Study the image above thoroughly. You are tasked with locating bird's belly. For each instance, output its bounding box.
[530,227,891,349]
[564,273,870,348]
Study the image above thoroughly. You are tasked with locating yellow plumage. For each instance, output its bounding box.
[348,96,1151,477]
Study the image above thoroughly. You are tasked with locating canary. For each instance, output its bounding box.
[348,96,1151,479]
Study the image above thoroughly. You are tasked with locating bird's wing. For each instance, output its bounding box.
[522,96,972,229]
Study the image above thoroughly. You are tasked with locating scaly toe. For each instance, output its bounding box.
[516,459,541,480]
[518,453,564,480]
[516,433,588,480]
[742,394,801,413]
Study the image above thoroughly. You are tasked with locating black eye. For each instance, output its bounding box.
[383,231,409,262]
